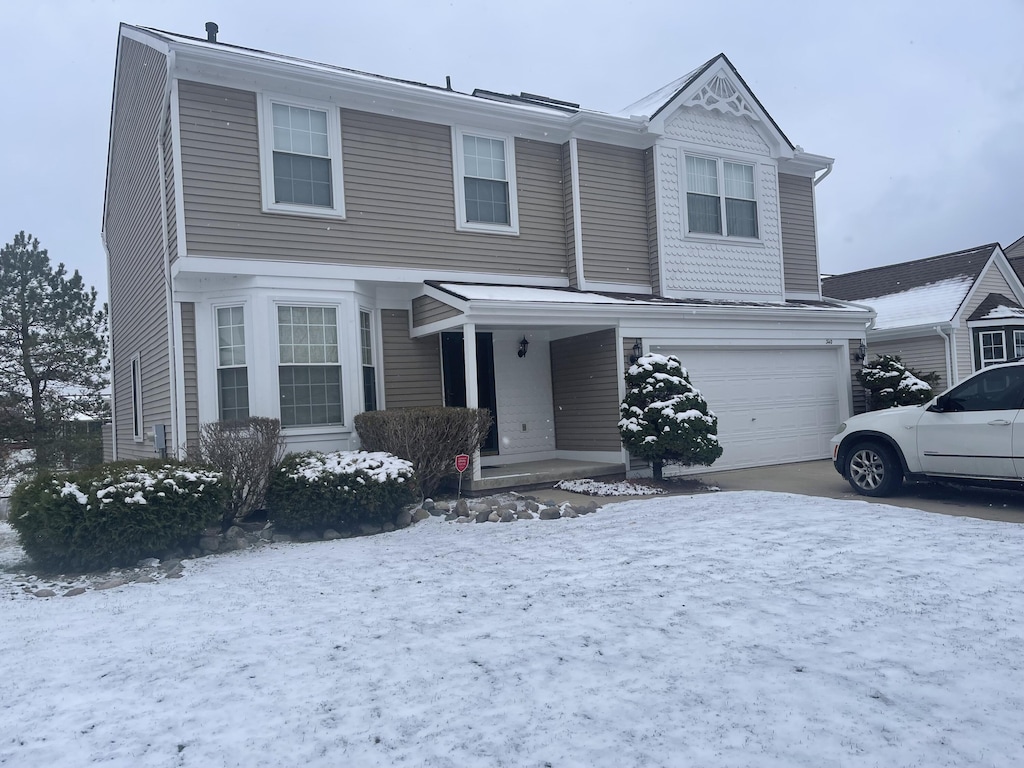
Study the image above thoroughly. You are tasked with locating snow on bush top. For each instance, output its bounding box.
[48,465,224,508]
[285,451,414,484]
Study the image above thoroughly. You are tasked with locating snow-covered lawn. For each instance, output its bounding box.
[2,491,1022,767]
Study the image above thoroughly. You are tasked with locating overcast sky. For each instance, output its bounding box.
[2,0,1022,302]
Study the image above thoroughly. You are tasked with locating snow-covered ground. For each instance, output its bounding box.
[2,491,1022,767]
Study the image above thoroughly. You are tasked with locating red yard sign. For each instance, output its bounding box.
[454,454,470,474]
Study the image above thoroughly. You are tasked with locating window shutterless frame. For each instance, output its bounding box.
[276,304,344,427]
[980,330,1006,366]
[215,305,250,422]
[683,153,761,241]
[258,93,345,218]
[451,126,519,235]
[1013,330,1024,359]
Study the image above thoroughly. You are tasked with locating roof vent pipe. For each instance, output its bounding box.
[205,22,219,42]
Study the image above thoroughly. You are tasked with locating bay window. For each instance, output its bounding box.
[277,306,343,426]
[216,306,249,422]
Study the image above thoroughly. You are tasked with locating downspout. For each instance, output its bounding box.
[812,161,834,187]
[934,324,955,389]
[569,138,586,291]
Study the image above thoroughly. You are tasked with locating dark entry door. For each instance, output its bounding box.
[441,331,499,454]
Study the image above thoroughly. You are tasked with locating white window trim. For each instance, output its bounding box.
[130,353,143,441]
[258,92,346,219]
[273,301,346,430]
[980,330,1006,366]
[358,307,380,412]
[451,126,520,235]
[681,152,763,244]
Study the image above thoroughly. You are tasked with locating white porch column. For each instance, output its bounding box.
[462,323,481,481]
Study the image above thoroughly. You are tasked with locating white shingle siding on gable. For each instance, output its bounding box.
[958,264,1020,381]
[664,108,771,156]
[655,107,784,299]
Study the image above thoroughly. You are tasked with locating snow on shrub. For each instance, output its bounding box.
[266,451,415,533]
[619,353,723,480]
[553,478,665,496]
[858,354,940,410]
[9,460,226,572]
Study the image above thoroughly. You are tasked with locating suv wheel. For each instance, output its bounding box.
[846,441,903,497]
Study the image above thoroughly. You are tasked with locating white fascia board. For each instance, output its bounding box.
[409,315,468,338]
[168,46,651,148]
[778,151,834,177]
[952,249,1021,323]
[170,255,570,289]
[866,322,954,343]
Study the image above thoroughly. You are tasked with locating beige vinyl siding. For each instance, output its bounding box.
[645,148,661,296]
[562,142,578,288]
[163,121,178,263]
[180,302,200,453]
[778,173,819,295]
[412,295,461,327]
[177,82,568,277]
[869,335,949,393]
[577,140,650,286]
[381,310,442,408]
[956,264,1018,381]
[550,329,621,451]
[105,37,172,459]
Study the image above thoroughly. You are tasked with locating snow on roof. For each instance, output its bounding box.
[981,304,1024,320]
[857,276,974,330]
[438,284,637,304]
[617,67,702,118]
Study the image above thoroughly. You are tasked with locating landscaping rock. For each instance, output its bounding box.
[422,499,435,511]
[33,589,56,598]
[500,510,515,523]
[359,523,381,536]
[454,498,470,516]
[138,557,160,568]
[323,529,343,540]
[395,510,414,529]
[63,587,87,597]
[412,508,430,522]
[539,507,562,520]
[294,530,320,543]
[475,510,491,524]
[382,522,396,533]
[95,578,125,591]
[487,511,501,523]
[525,501,540,513]
[444,512,459,522]
[517,510,534,520]
[199,535,220,553]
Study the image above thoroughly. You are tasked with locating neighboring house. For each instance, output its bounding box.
[1006,233,1024,278]
[822,243,1024,397]
[103,23,869,487]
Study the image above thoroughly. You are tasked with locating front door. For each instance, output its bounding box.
[441,331,499,454]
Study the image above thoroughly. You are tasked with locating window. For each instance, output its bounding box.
[131,353,143,441]
[259,95,344,217]
[216,306,249,422]
[360,310,378,412]
[453,128,519,233]
[277,306,343,426]
[980,330,1006,366]
[685,155,759,238]
[944,365,1024,411]
[1014,330,1024,359]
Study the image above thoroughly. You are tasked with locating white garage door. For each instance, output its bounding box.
[653,347,842,472]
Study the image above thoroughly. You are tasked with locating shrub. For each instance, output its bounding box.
[858,354,940,410]
[8,460,226,572]
[266,450,414,533]
[619,353,723,480]
[188,417,285,528]
[355,407,492,497]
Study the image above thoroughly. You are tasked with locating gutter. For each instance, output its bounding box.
[934,324,955,388]
[812,160,834,186]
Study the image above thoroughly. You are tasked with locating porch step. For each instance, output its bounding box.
[464,459,626,493]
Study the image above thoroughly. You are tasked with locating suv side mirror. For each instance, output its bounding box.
[927,394,948,413]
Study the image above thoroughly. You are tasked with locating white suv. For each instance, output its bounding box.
[831,361,1024,496]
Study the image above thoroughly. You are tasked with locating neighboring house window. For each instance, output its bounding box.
[1014,330,1024,359]
[277,306,343,426]
[980,330,1006,366]
[216,306,249,422]
[131,353,143,441]
[685,155,759,238]
[452,128,519,234]
[360,310,378,412]
[259,95,345,217]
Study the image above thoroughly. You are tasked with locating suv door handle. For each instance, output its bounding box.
[988,419,1012,426]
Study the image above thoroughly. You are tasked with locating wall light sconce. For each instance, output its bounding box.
[517,336,530,358]
[855,341,867,362]
[630,338,643,364]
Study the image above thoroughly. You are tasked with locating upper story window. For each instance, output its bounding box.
[259,95,345,218]
[452,128,519,235]
[685,155,758,239]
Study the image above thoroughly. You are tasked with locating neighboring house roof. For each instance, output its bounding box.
[967,293,1024,322]
[1005,233,1024,284]
[821,243,1000,330]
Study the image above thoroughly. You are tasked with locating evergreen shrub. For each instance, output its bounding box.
[266,451,415,533]
[354,407,492,497]
[858,354,940,410]
[8,460,226,572]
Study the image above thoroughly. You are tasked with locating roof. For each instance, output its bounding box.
[821,243,1000,329]
[967,293,1024,322]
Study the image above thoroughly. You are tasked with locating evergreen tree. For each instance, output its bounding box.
[619,353,723,480]
[0,232,108,467]
[857,354,939,410]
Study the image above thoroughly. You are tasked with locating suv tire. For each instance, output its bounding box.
[846,440,903,497]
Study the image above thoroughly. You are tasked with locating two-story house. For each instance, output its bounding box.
[103,23,870,488]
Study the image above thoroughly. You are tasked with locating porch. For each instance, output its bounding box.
[462,458,627,493]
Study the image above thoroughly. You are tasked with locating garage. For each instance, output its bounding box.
[651,346,843,472]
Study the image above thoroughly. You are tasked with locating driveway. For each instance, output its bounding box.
[696,459,1024,524]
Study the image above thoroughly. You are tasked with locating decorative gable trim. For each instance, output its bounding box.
[954,247,1024,325]
[648,55,792,158]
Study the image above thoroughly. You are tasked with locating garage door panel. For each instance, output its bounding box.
[654,347,842,471]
